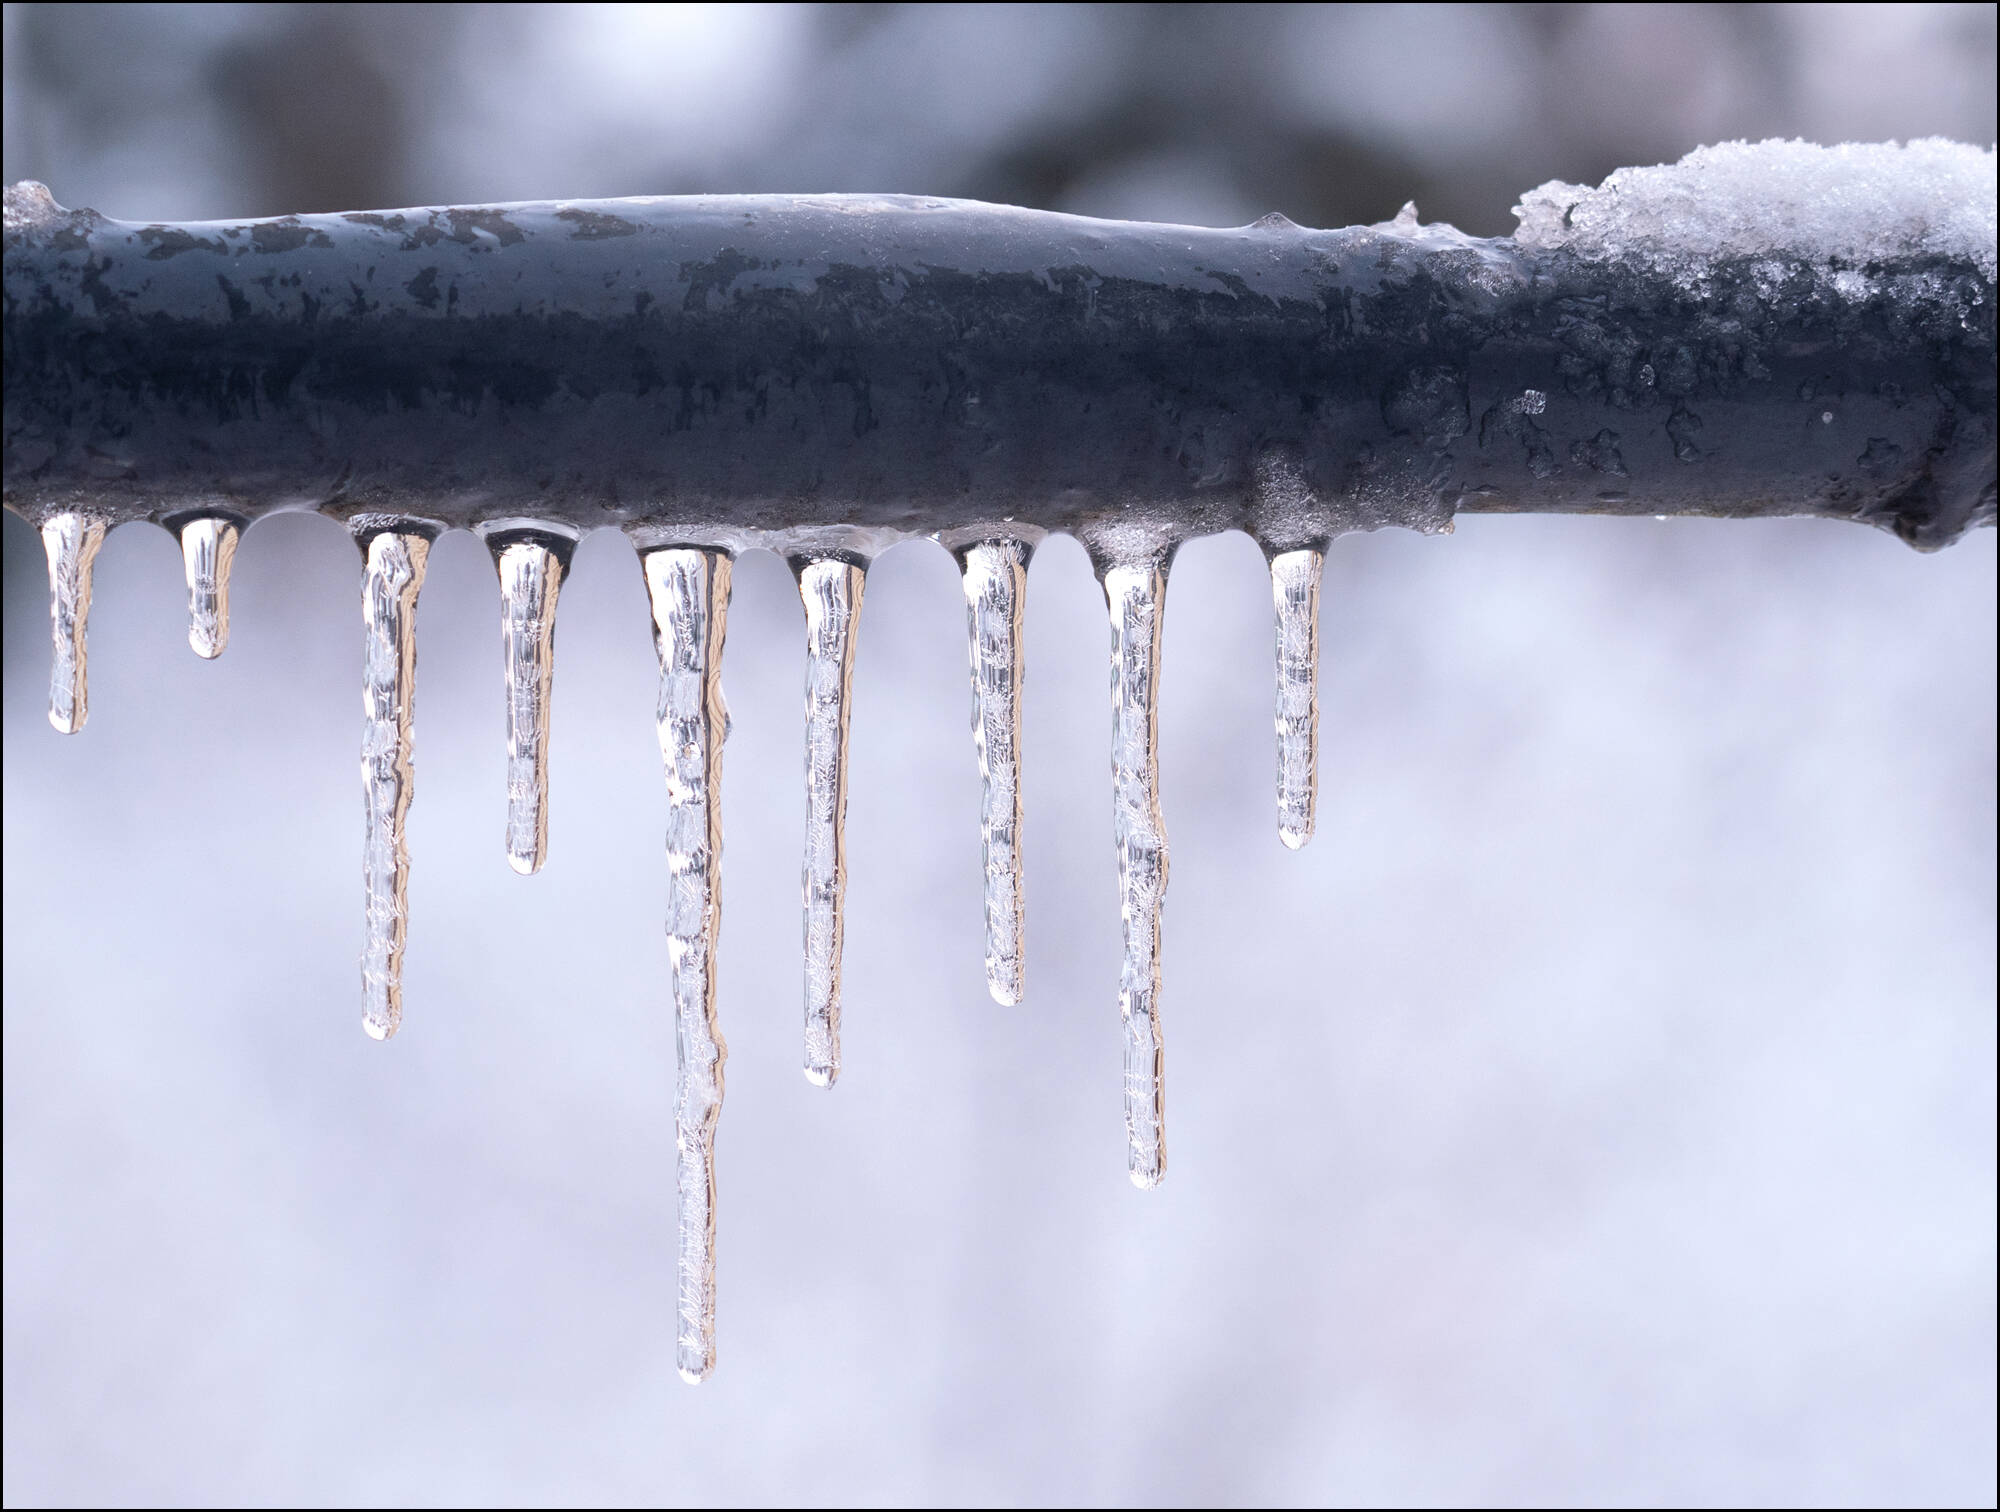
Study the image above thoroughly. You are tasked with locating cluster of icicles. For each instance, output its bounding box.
[37,508,1326,1383]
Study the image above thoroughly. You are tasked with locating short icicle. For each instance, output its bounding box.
[495,539,566,875]
[41,512,107,734]
[178,516,241,659]
[1102,558,1171,1189]
[357,528,432,1041]
[641,546,733,1385]
[960,539,1029,1006]
[796,557,865,1088]
[1270,548,1324,849]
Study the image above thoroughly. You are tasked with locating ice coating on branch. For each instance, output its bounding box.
[358,529,430,1040]
[641,547,732,1385]
[495,539,564,876]
[1104,560,1170,1190]
[1513,138,1998,283]
[962,540,1030,1006]
[797,557,864,1088]
[40,512,105,734]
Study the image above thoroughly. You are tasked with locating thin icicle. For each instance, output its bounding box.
[358,529,431,1042]
[1103,560,1170,1189]
[496,539,565,876]
[1271,548,1324,849]
[641,547,733,1386]
[797,557,865,1088]
[961,540,1029,1006]
[179,517,240,660]
[41,512,106,734]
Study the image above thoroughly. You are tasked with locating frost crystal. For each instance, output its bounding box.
[1513,138,1997,283]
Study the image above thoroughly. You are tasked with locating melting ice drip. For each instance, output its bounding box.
[33,510,1331,1377]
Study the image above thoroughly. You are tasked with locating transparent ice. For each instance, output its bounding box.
[641,546,733,1385]
[797,557,864,1087]
[961,539,1030,1006]
[495,538,565,877]
[40,512,105,735]
[358,529,430,1042]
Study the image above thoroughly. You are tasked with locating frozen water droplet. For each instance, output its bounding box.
[357,528,431,1041]
[1271,549,1324,850]
[41,512,106,734]
[1393,201,1420,228]
[961,540,1030,1006]
[797,557,865,1088]
[1103,560,1170,1189]
[178,516,240,659]
[640,546,733,1385]
[1821,411,1835,425]
[494,539,565,876]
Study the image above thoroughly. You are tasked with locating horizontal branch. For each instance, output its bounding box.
[5,176,1993,554]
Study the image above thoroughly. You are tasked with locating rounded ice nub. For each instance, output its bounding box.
[178,516,240,659]
[41,512,107,734]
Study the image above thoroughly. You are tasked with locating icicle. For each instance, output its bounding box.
[178,516,240,659]
[797,557,865,1088]
[1103,560,1170,1189]
[495,539,565,876]
[41,512,107,734]
[960,539,1029,1006]
[1271,548,1324,849]
[641,546,733,1385]
[357,528,431,1042]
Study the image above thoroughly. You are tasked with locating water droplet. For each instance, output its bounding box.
[640,546,733,1386]
[796,557,865,1088]
[493,538,565,876]
[178,516,240,659]
[1271,549,1324,850]
[961,539,1030,1006]
[357,528,432,1041]
[1102,559,1170,1190]
[1821,410,1835,425]
[40,512,106,734]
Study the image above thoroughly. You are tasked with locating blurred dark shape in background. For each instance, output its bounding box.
[7,2,1995,233]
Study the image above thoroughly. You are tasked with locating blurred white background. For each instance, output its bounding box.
[4,5,1995,1506]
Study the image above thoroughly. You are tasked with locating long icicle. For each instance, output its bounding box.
[1103,559,1170,1189]
[797,557,864,1088]
[358,528,431,1041]
[495,539,565,876]
[1270,548,1324,850]
[179,516,241,660]
[41,512,107,734]
[642,546,733,1385]
[960,539,1029,1006]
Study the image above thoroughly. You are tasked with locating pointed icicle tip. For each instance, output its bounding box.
[42,512,107,734]
[179,516,241,659]
[797,556,865,1089]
